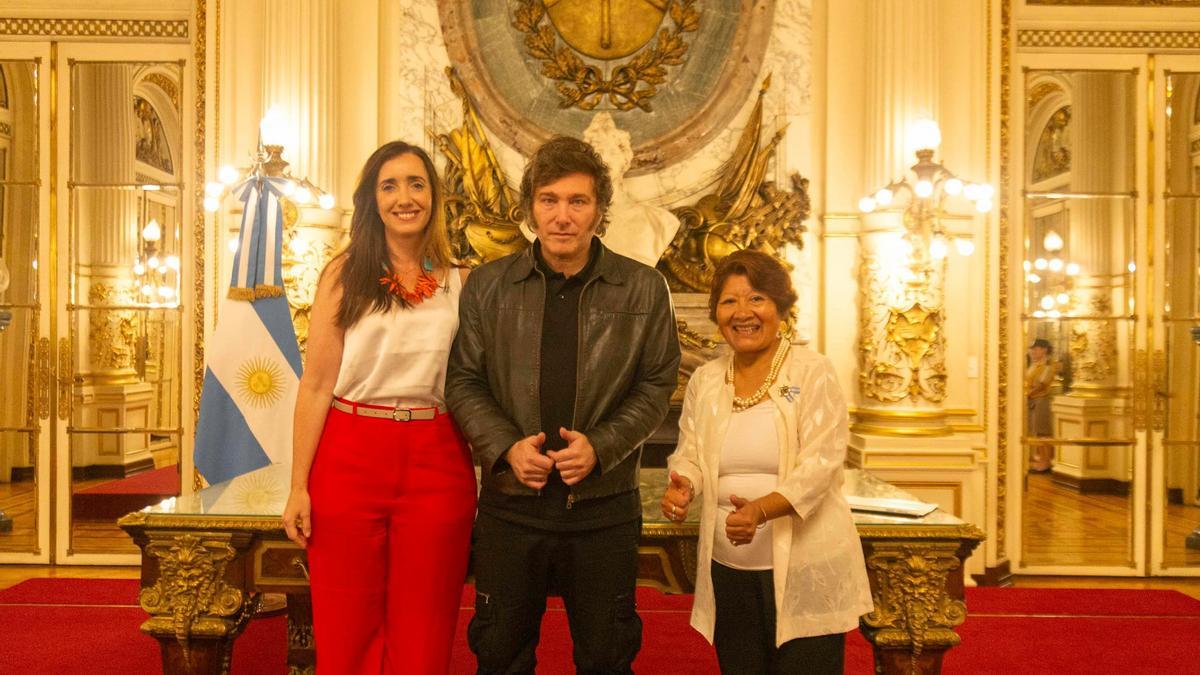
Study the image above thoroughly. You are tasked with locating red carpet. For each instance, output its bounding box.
[1,579,1197,674]
[72,466,181,520]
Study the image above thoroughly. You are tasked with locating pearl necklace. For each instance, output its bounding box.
[727,338,790,412]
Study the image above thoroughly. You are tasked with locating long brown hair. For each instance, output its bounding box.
[334,141,453,328]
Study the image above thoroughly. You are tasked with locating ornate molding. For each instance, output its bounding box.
[143,72,181,111]
[138,533,254,658]
[1027,0,1200,5]
[511,0,700,112]
[119,511,287,532]
[1018,29,1200,50]
[861,542,972,665]
[87,282,138,372]
[998,0,1012,558]
[0,18,188,40]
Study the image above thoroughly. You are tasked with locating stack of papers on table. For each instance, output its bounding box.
[846,495,938,518]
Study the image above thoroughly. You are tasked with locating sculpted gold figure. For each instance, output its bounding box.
[434,68,529,266]
[658,76,810,292]
[512,0,699,111]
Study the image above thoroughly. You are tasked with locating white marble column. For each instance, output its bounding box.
[263,0,337,190]
[855,0,950,435]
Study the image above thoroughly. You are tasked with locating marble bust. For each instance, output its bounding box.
[584,113,681,267]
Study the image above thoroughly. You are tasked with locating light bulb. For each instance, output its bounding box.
[929,237,948,260]
[260,106,288,147]
[141,219,162,242]
[954,238,975,256]
[1033,310,1046,318]
[975,198,993,213]
[1057,293,1070,305]
[963,183,981,201]
[227,237,240,253]
[318,193,336,210]
[133,263,146,276]
[874,188,893,206]
[906,118,942,155]
[1040,295,1055,310]
[205,182,224,197]
[858,196,877,213]
[140,284,153,296]
[294,187,313,205]
[1023,260,1032,272]
[167,255,180,270]
[147,255,159,269]
[158,266,169,275]
[1066,262,1080,276]
[1048,258,1064,272]
[204,195,221,212]
[1047,309,1062,318]
[1034,258,1048,270]
[1128,262,1137,273]
[218,165,239,185]
[1043,230,1064,252]
[944,178,963,196]
[914,180,934,198]
[1027,273,1041,283]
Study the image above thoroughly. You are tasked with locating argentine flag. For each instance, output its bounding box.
[195,177,303,485]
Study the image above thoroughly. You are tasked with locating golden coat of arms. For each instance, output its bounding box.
[513,0,700,111]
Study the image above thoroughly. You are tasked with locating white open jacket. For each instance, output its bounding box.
[667,347,874,645]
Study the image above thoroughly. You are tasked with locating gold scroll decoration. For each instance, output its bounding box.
[658,76,810,293]
[137,533,255,661]
[512,0,700,111]
[434,67,530,267]
[861,542,969,668]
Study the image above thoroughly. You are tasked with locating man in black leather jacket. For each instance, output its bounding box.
[447,136,680,674]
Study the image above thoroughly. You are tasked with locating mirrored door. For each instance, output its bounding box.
[1153,59,1200,576]
[1015,58,1148,574]
[0,49,48,563]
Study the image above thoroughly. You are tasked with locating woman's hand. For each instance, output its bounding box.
[725,494,767,545]
[661,470,694,522]
[282,488,312,548]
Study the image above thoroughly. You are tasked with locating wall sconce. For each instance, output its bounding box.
[130,216,180,307]
[859,119,991,276]
[1025,228,1080,319]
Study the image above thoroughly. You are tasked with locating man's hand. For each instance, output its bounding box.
[506,433,552,489]
[660,470,694,522]
[547,428,597,486]
[725,494,766,546]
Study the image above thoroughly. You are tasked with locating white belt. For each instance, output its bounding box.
[331,398,447,422]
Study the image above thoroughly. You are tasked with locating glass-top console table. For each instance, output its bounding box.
[120,464,983,675]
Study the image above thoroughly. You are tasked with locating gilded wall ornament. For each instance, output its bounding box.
[512,0,700,111]
[657,77,809,292]
[434,68,530,266]
[87,282,138,372]
[1032,106,1071,183]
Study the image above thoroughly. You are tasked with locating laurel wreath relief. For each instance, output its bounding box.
[512,0,700,111]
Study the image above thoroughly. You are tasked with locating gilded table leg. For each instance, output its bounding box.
[859,540,973,675]
[133,531,258,675]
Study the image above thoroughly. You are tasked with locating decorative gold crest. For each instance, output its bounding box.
[512,0,700,111]
[657,76,810,292]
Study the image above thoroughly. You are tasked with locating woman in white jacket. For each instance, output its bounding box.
[661,249,872,674]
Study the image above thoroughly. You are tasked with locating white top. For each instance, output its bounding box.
[333,269,461,407]
[712,400,778,571]
[667,347,873,645]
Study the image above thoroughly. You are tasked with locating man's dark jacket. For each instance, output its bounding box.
[445,241,681,503]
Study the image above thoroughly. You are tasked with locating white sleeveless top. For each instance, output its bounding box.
[333,269,462,407]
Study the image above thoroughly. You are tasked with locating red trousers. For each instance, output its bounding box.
[307,403,477,674]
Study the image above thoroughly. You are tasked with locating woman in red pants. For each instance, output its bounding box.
[282,140,476,674]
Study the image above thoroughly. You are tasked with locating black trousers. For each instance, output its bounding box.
[711,561,846,675]
[468,511,643,675]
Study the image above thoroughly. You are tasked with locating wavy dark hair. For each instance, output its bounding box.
[333,141,453,328]
[708,249,798,323]
[519,136,613,235]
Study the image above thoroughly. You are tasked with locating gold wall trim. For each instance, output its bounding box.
[997,0,1013,559]
[0,18,188,40]
[1018,30,1200,50]
[193,0,208,493]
